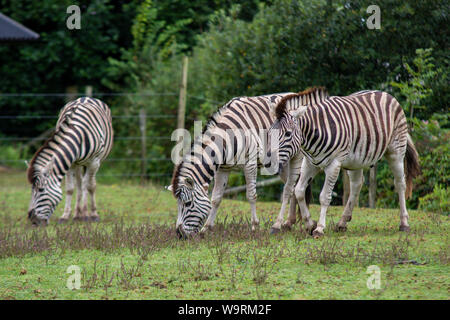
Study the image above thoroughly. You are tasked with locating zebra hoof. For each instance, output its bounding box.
[73,216,88,222]
[312,229,324,239]
[58,218,68,224]
[305,220,318,235]
[399,225,410,232]
[89,216,100,222]
[269,227,281,235]
[281,223,293,231]
[334,224,347,232]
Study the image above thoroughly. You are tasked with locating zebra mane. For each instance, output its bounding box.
[172,97,242,195]
[275,87,329,119]
[202,97,241,134]
[27,130,56,184]
[27,105,78,184]
[170,163,183,196]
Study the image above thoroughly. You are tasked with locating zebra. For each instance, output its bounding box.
[168,90,327,238]
[265,88,421,237]
[27,97,114,226]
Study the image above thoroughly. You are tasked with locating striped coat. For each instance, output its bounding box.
[268,88,420,237]
[27,97,113,225]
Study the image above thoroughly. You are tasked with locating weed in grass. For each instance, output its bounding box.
[81,257,147,293]
[252,250,276,286]
[191,261,216,281]
[438,242,450,265]
[299,233,420,267]
[225,262,248,291]
[208,237,231,270]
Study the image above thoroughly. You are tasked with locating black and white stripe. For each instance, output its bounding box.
[27,97,113,225]
[268,88,420,236]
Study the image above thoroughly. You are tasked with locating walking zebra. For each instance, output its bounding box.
[168,90,326,238]
[266,88,420,237]
[27,97,113,226]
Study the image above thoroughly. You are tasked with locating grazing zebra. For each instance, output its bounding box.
[168,90,326,238]
[266,88,420,237]
[27,97,113,226]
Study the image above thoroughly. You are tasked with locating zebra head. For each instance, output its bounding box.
[265,106,308,172]
[168,176,211,239]
[27,163,63,226]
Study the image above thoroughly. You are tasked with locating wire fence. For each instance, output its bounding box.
[0,91,341,201]
[0,92,252,184]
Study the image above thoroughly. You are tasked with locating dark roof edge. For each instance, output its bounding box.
[0,12,40,40]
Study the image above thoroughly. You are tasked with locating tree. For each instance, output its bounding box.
[0,0,138,138]
[391,48,441,119]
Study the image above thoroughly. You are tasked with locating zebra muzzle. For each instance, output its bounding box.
[28,210,49,226]
[176,225,188,240]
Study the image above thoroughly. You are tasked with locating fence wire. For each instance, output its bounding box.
[0,92,249,185]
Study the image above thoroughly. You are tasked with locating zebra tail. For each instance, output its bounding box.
[405,134,421,199]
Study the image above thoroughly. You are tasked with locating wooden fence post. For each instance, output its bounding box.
[369,165,377,208]
[139,108,147,185]
[177,56,189,130]
[85,85,93,97]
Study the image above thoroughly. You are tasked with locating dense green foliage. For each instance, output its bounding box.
[0,0,448,210]
[0,0,138,136]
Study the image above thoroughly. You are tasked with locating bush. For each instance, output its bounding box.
[0,145,25,170]
[374,114,449,209]
[419,184,450,216]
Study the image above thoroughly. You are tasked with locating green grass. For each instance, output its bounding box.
[0,169,448,300]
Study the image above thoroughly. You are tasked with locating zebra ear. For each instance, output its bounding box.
[289,105,308,118]
[166,185,174,192]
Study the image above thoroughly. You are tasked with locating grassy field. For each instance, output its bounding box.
[0,168,448,300]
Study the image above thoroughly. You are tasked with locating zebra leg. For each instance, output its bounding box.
[284,155,303,229]
[270,167,293,233]
[335,169,364,232]
[295,160,320,235]
[59,168,75,223]
[244,164,259,231]
[314,160,341,238]
[85,160,101,222]
[73,166,86,221]
[201,169,230,233]
[286,195,297,228]
[385,152,410,231]
[270,155,302,233]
